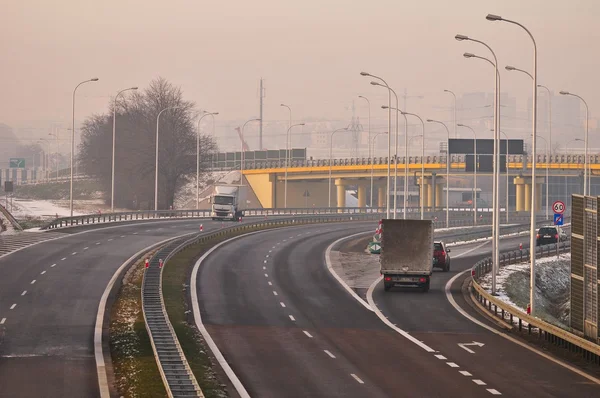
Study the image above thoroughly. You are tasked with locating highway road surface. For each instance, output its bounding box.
[196,222,600,397]
[0,218,242,397]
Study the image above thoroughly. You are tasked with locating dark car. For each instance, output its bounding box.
[433,241,451,272]
[536,226,566,246]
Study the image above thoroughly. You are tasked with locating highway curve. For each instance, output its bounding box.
[0,218,240,397]
[195,222,508,397]
[369,235,600,397]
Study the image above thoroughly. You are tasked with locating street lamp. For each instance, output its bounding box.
[538,85,553,158]
[370,131,389,211]
[487,13,539,315]
[456,33,500,295]
[536,135,550,220]
[361,72,392,218]
[505,65,533,79]
[240,118,261,187]
[111,86,138,213]
[284,123,305,208]
[280,104,293,208]
[197,112,219,209]
[565,138,584,198]
[444,90,457,138]
[458,124,478,225]
[560,91,590,195]
[427,119,451,227]
[71,77,99,217]
[383,106,409,219]
[328,128,350,208]
[402,112,425,220]
[358,96,373,206]
[155,106,183,211]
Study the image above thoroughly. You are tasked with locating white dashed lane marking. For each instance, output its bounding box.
[289,315,296,321]
[487,389,501,395]
[30,280,36,284]
[0,318,5,324]
[108,239,113,242]
[280,302,286,308]
[303,331,313,338]
[447,362,459,368]
[459,371,472,376]
[264,274,269,278]
[10,304,16,310]
[351,374,364,384]
[473,380,486,386]
[72,252,77,255]
[83,247,89,250]
[324,350,336,359]
[50,264,56,267]
[61,257,66,261]
[21,291,27,296]
[273,291,278,296]
[267,281,272,286]
[40,271,46,275]
[435,355,447,360]
[96,242,101,245]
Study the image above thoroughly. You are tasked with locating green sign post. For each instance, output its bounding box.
[368,241,381,254]
[9,158,25,168]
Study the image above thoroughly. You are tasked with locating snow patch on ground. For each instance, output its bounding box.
[9,199,86,219]
[479,253,571,327]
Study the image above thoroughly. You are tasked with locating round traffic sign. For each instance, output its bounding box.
[552,200,566,214]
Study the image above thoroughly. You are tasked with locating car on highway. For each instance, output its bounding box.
[433,241,451,272]
[536,226,567,246]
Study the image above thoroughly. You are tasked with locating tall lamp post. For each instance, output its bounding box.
[370,131,389,211]
[401,112,425,220]
[358,95,373,206]
[487,13,539,315]
[111,86,138,213]
[284,123,305,208]
[538,84,553,157]
[444,90,457,138]
[155,106,183,211]
[565,138,585,198]
[372,83,399,218]
[71,77,99,217]
[328,128,350,208]
[458,124,478,225]
[383,106,409,219]
[361,72,392,219]
[240,118,261,187]
[427,119,451,227]
[456,34,500,295]
[536,135,549,220]
[560,91,590,195]
[197,112,219,209]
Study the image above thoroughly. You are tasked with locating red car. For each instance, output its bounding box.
[433,241,451,272]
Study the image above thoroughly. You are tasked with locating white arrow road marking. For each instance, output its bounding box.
[458,341,485,354]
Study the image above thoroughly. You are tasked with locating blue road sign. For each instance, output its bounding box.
[554,213,564,226]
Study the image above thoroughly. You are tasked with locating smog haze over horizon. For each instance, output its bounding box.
[1,0,598,153]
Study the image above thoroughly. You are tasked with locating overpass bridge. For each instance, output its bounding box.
[222,154,598,211]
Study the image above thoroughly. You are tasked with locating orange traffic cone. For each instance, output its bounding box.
[145,259,149,269]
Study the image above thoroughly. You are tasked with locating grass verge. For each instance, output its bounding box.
[109,254,168,398]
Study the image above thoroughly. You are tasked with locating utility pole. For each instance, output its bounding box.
[259,78,265,150]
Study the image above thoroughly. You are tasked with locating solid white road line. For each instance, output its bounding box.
[324,350,336,358]
[0,318,5,324]
[31,280,36,284]
[445,269,600,386]
[351,374,364,384]
[473,380,486,386]
[303,331,313,338]
[487,388,502,395]
[366,277,435,353]
[10,304,16,310]
[289,315,296,321]
[459,371,472,376]
[325,231,374,312]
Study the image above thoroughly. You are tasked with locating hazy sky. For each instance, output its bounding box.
[1,0,598,146]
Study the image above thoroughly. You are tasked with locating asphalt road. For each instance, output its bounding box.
[0,218,239,398]
[196,222,524,397]
[370,234,600,397]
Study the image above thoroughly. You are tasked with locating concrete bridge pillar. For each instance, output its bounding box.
[525,182,532,212]
[514,177,525,211]
[536,183,542,212]
[335,178,346,209]
[357,183,367,208]
[378,185,386,208]
[427,179,434,209]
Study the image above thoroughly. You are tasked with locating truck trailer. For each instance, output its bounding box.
[210,184,247,221]
[380,219,434,292]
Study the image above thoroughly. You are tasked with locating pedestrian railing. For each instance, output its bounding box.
[470,240,600,367]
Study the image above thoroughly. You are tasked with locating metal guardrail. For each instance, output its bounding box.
[471,240,600,367]
[0,204,23,232]
[208,153,600,171]
[40,206,552,231]
[142,239,203,397]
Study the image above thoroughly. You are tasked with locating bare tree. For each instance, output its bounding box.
[79,78,217,210]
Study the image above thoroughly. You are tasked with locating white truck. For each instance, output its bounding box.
[210,185,247,221]
[380,219,434,292]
